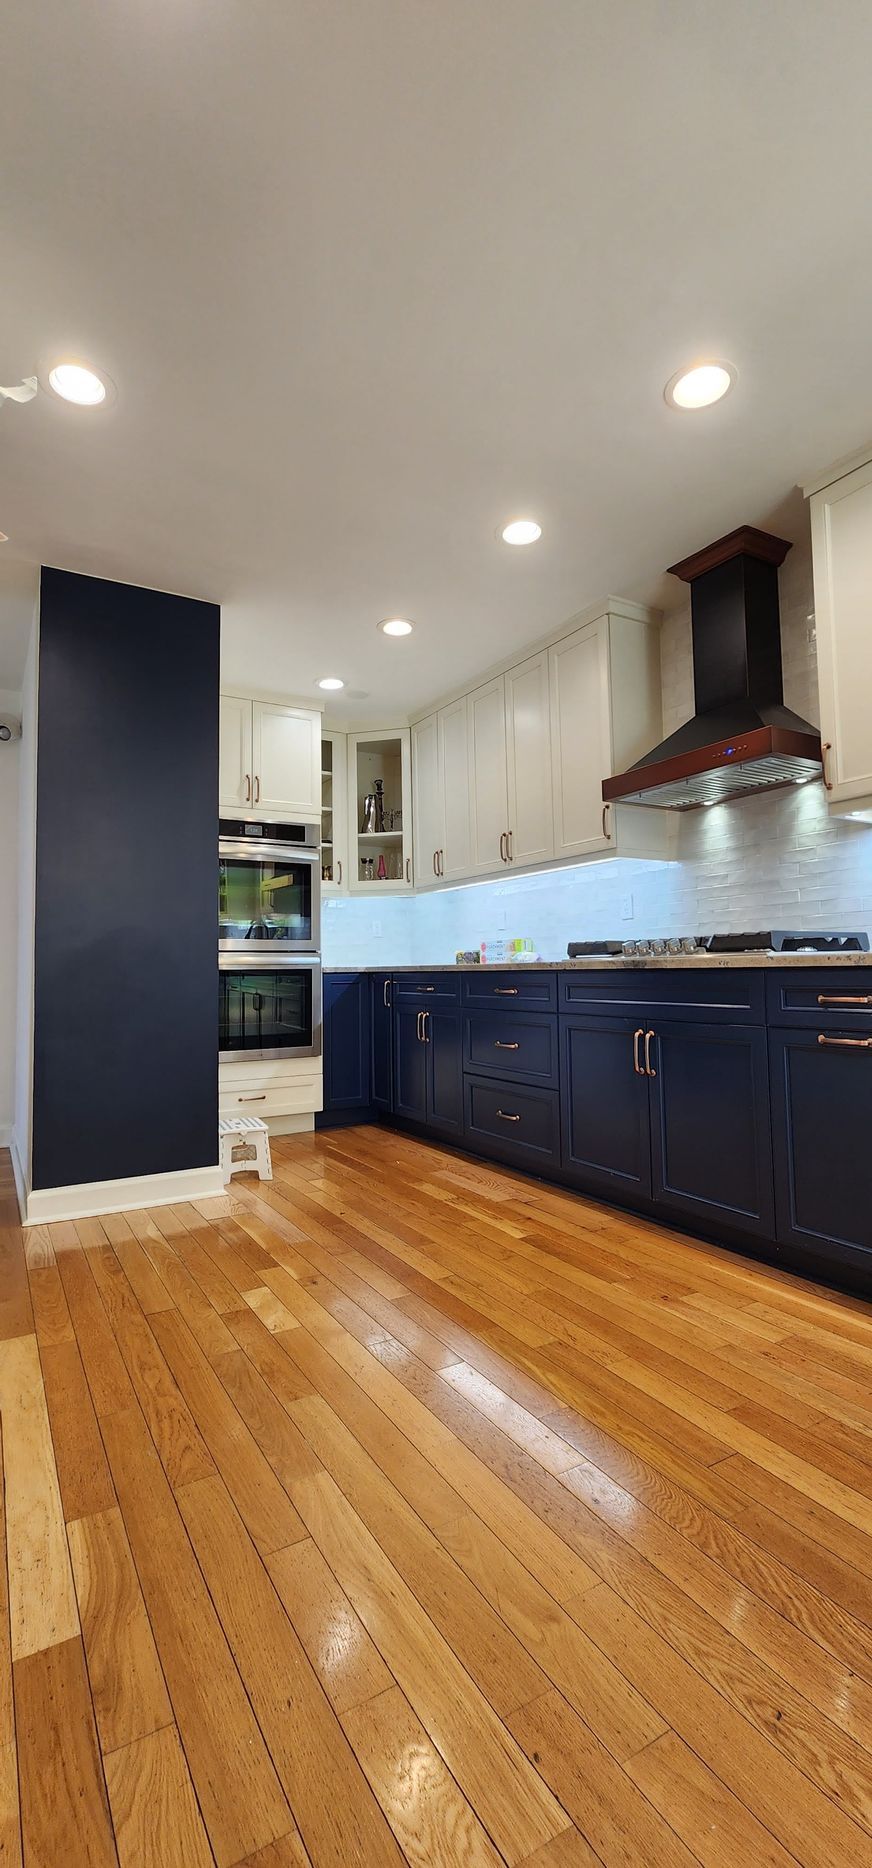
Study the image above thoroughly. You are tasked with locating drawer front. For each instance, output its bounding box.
[393,972,461,1004]
[219,1076,322,1118]
[463,1010,558,1086]
[464,1076,560,1165]
[461,970,557,1011]
[766,969,872,1030]
[559,968,765,1023]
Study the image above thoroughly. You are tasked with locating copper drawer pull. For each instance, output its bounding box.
[494,987,519,996]
[238,1093,267,1102]
[602,803,612,840]
[632,1027,644,1075]
[433,851,439,876]
[417,985,436,992]
[494,1040,520,1050]
[821,741,833,791]
[817,994,872,1007]
[817,1033,872,1050]
[244,773,251,803]
[644,1029,656,1077]
[496,1109,521,1122]
[254,775,261,804]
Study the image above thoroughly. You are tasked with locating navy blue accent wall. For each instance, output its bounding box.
[32,567,219,1191]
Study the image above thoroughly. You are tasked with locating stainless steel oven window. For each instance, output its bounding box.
[218,957,321,1061]
[218,837,321,954]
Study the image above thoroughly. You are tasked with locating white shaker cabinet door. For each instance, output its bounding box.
[439,696,472,880]
[219,694,253,812]
[467,677,509,876]
[252,702,321,817]
[505,650,553,867]
[549,619,613,859]
[411,713,442,886]
[810,455,872,805]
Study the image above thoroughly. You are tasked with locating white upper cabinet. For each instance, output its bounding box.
[467,677,509,875]
[807,449,872,811]
[252,701,321,817]
[411,713,443,884]
[439,697,472,880]
[550,607,666,862]
[549,618,613,859]
[219,693,254,811]
[220,694,321,818]
[505,651,553,867]
[347,729,413,892]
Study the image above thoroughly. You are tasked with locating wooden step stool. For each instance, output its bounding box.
[219,1114,273,1183]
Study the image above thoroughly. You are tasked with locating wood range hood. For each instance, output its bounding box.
[602,525,823,810]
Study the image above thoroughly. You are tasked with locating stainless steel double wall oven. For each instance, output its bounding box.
[218,817,322,1060]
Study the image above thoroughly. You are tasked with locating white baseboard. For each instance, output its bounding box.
[22,1162,225,1226]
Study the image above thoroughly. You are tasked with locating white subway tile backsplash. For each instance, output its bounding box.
[322,542,872,967]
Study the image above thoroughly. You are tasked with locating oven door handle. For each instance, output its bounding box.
[218,840,321,866]
[218,954,323,972]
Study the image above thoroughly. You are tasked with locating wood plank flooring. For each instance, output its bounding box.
[1,1132,871,1866]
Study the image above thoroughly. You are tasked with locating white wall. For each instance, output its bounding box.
[0,689,21,1141]
[322,538,872,965]
[12,622,38,1188]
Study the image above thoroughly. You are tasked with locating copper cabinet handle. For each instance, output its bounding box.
[817,1033,872,1049]
[494,1040,520,1050]
[821,742,833,791]
[406,857,411,883]
[499,832,506,862]
[433,851,439,876]
[238,1093,267,1102]
[602,803,612,841]
[336,858,342,884]
[423,1010,430,1042]
[383,979,391,1008]
[496,1109,521,1122]
[506,830,513,861]
[440,849,445,875]
[254,775,261,803]
[644,1029,656,1077]
[494,987,519,996]
[632,1027,644,1075]
[416,1011,423,1041]
[817,993,872,1007]
[244,773,251,802]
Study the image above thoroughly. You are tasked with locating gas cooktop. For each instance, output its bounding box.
[566,930,871,958]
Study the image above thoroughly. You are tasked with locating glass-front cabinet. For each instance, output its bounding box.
[320,732,348,896]
[320,727,413,894]
[348,729,413,893]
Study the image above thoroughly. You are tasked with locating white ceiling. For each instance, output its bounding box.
[1,1,872,713]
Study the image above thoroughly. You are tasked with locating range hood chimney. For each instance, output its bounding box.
[603,527,822,810]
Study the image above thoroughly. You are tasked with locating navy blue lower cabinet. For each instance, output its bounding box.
[560,1015,652,1202]
[770,1027,872,1280]
[463,1009,558,1087]
[465,1076,560,1169]
[394,1004,429,1123]
[319,972,372,1125]
[428,1008,464,1135]
[371,973,393,1111]
[647,1020,775,1238]
[393,1001,462,1134]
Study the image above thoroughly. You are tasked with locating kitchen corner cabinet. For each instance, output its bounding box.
[320,973,372,1118]
[347,729,413,893]
[807,448,872,815]
[220,694,321,819]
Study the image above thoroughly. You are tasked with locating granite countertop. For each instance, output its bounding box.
[324,952,872,971]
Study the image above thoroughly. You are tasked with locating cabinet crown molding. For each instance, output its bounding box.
[803,443,872,499]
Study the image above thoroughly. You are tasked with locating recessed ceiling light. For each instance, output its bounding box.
[378,618,414,637]
[664,361,736,411]
[47,362,108,406]
[501,518,542,546]
[318,676,344,691]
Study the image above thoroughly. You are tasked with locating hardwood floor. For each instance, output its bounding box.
[1,1130,871,1866]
